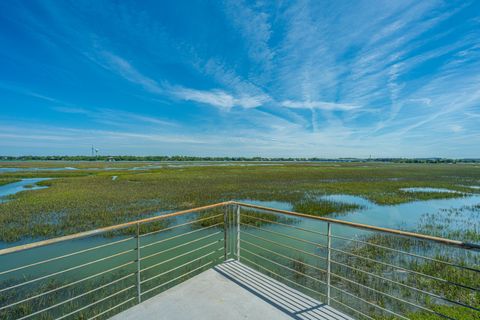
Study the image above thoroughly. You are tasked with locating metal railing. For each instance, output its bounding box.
[0,201,479,320]
[233,202,480,320]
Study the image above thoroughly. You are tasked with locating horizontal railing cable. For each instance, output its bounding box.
[239,255,327,299]
[141,251,222,285]
[240,238,327,275]
[140,231,222,262]
[0,248,135,294]
[88,297,136,320]
[241,230,327,261]
[140,261,214,297]
[140,214,223,238]
[329,296,375,320]
[240,236,461,319]
[240,247,327,286]
[330,258,480,312]
[240,222,328,249]
[141,242,222,277]
[17,273,135,320]
[332,234,480,273]
[54,284,136,320]
[330,246,480,292]
[241,213,328,237]
[0,236,134,276]
[329,283,409,320]
[0,260,134,311]
[329,270,457,320]
[140,223,222,249]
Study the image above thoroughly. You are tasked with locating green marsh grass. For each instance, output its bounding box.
[1,162,479,319]
[0,162,479,242]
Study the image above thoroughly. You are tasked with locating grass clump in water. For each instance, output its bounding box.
[292,198,363,216]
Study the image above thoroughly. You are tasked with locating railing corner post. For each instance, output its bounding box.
[136,222,142,304]
[236,204,241,261]
[326,222,331,306]
[223,205,228,261]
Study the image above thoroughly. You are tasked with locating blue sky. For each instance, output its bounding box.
[0,1,479,157]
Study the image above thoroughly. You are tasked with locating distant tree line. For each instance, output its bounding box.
[0,155,479,163]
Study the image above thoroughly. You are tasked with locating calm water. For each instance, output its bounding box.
[1,174,479,247]
[239,193,480,232]
[0,178,50,203]
[1,178,479,249]
[236,194,480,259]
[1,180,479,317]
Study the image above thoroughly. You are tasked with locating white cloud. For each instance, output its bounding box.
[92,51,273,112]
[172,87,270,111]
[281,100,360,111]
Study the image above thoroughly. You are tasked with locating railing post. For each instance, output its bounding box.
[136,223,141,303]
[236,205,240,261]
[326,222,331,305]
[223,205,228,261]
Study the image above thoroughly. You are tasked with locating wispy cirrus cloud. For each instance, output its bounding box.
[171,87,270,111]
[281,100,360,111]
[2,0,480,157]
[91,50,272,111]
[92,51,164,95]
[53,105,175,128]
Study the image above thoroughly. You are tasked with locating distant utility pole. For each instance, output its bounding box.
[91,145,99,158]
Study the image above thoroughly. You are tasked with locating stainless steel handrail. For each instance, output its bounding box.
[0,201,231,256]
[236,202,480,320]
[0,203,229,320]
[1,201,479,320]
[1,200,478,257]
[242,216,480,291]
[139,214,223,238]
[243,211,480,272]
[233,201,480,250]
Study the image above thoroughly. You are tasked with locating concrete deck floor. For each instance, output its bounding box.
[111,260,354,320]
